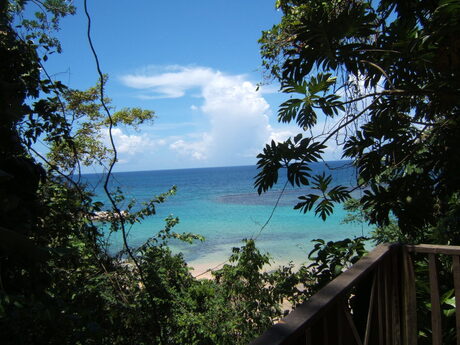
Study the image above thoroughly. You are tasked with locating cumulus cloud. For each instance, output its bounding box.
[106,128,165,155]
[267,126,299,144]
[121,66,288,165]
[119,65,344,165]
[169,138,208,160]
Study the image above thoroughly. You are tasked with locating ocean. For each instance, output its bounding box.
[81,161,369,275]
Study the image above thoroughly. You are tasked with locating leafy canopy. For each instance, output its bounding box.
[256,0,460,242]
[1,2,335,344]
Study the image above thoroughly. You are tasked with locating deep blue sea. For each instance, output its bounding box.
[81,161,369,274]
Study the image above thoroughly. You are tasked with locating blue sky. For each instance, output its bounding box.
[38,0,342,172]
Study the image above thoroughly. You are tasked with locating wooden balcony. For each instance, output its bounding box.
[250,243,460,345]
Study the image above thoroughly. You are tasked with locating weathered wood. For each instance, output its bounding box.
[378,267,385,345]
[428,253,442,345]
[406,244,460,255]
[452,255,460,345]
[391,250,402,345]
[402,247,417,345]
[384,258,392,345]
[249,244,397,345]
[323,316,329,345]
[342,300,364,345]
[252,243,460,345]
[305,328,311,345]
[338,303,343,345]
[364,274,377,345]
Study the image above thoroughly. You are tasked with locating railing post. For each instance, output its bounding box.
[390,246,402,345]
[428,253,442,345]
[249,244,401,345]
[401,246,417,345]
[452,255,460,345]
[363,274,377,345]
[305,327,311,345]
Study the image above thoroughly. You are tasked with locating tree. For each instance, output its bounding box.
[0,0,78,270]
[0,2,166,342]
[255,0,460,243]
[46,76,155,172]
[1,2,306,344]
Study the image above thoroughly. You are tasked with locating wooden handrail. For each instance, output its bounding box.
[406,244,460,255]
[250,243,398,345]
[250,243,460,345]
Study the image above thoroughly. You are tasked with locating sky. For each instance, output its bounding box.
[37,0,342,172]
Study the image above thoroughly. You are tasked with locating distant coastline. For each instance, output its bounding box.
[78,160,353,176]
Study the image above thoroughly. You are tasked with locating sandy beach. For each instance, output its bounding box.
[189,255,311,280]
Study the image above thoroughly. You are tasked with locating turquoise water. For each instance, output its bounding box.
[82,161,368,273]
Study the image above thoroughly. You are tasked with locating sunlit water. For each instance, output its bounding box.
[81,161,369,273]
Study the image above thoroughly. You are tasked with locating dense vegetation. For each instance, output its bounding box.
[255,0,460,343]
[256,0,460,244]
[1,0,459,344]
[0,1,357,344]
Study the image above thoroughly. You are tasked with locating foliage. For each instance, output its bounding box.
[7,0,460,344]
[342,197,409,243]
[411,253,458,345]
[303,237,367,293]
[0,2,314,344]
[8,0,75,55]
[342,196,460,344]
[256,0,460,244]
[46,77,155,172]
[212,239,286,343]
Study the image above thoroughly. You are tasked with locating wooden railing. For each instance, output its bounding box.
[250,243,460,345]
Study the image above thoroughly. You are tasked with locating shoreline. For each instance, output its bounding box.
[188,257,311,280]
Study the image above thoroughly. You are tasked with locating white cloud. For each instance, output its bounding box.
[107,128,165,155]
[120,65,345,165]
[169,136,208,160]
[121,66,287,165]
[121,66,217,99]
[267,126,299,144]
